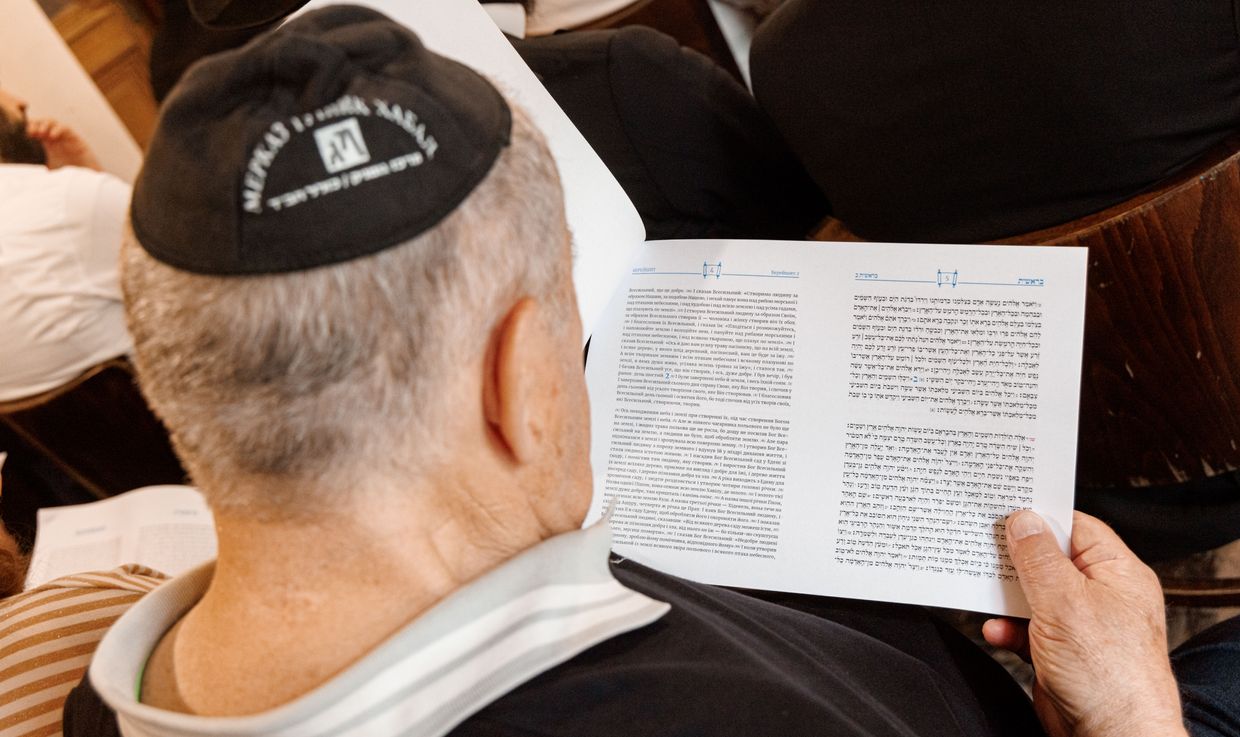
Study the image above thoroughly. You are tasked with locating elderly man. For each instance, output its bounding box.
[0,88,132,401]
[60,6,1235,737]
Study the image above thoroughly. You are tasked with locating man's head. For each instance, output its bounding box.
[0,88,46,165]
[123,6,590,527]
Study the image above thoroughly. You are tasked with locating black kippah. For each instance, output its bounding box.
[132,4,513,275]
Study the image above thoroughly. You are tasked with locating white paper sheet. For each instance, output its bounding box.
[585,239,1088,616]
[25,486,216,589]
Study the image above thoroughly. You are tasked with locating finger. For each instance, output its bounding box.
[1068,511,1140,574]
[27,119,64,141]
[25,119,54,139]
[1005,510,1081,612]
[982,617,1031,661]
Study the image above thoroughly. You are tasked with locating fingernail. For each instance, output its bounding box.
[1009,511,1043,540]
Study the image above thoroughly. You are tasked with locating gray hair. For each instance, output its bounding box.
[122,103,569,516]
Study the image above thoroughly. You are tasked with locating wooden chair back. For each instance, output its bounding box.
[0,358,187,499]
[1002,134,1240,489]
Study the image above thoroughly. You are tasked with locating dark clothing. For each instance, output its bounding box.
[462,562,1044,736]
[147,14,823,239]
[149,12,825,241]
[750,0,1240,243]
[1076,472,1240,564]
[150,0,279,102]
[512,28,826,241]
[66,560,1043,736]
[62,560,1240,736]
[1175,615,1240,737]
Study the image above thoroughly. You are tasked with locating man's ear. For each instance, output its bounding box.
[483,298,556,464]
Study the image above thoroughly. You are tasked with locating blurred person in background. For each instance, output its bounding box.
[750,0,1240,243]
[0,87,132,402]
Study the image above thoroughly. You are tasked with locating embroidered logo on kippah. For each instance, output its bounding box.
[314,118,370,173]
[240,94,440,216]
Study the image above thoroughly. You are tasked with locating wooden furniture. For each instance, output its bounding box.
[813,134,1240,605]
[137,0,163,23]
[578,0,744,82]
[1013,136,1240,607]
[816,134,1240,490]
[0,358,187,499]
[52,0,159,148]
[1004,135,1240,490]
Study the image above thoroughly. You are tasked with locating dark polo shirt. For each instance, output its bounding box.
[67,557,1041,737]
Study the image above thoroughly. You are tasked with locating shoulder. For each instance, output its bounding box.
[0,564,166,639]
[0,163,53,195]
[53,165,131,212]
[596,26,730,102]
[9,564,167,599]
[602,25,703,67]
[0,164,128,226]
[0,163,122,192]
[511,25,718,93]
[461,561,950,736]
[0,567,165,737]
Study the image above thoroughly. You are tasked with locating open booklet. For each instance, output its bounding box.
[24,486,216,590]
[297,0,1087,617]
[584,241,1086,617]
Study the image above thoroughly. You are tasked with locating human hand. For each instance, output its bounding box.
[24,118,102,171]
[983,511,1188,737]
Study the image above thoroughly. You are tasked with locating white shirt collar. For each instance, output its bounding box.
[90,521,668,737]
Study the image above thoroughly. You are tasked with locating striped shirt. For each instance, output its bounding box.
[0,566,166,737]
[89,522,669,737]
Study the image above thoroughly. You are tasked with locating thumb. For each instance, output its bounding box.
[1005,510,1080,612]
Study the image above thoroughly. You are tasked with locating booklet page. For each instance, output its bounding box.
[585,239,1088,616]
[25,486,216,589]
